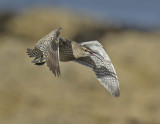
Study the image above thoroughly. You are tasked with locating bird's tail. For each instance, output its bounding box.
[26,48,45,65]
[26,48,38,57]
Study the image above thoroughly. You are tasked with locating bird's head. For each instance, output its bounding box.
[79,47,94,57]
[74,45,104,62]
[78,46,105,63]
[81,47,92,57]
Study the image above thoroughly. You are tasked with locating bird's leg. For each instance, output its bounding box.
[32,57,41,63]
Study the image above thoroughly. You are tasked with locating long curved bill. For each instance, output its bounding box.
[90,51,105,63]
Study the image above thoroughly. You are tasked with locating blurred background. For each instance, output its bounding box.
[0,0,160,124]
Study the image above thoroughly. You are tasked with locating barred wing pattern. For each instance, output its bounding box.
[43,40,61,77]
[74,41,120,97]
[36,28,62,77]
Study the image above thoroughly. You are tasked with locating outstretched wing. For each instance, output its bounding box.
[74,41,120,97]
[43,40,61,77]
[37,28,62,77]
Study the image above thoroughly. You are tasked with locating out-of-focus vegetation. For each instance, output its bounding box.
[0,8,160,124]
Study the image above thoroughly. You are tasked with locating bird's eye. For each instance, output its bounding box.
[84,49,88,52]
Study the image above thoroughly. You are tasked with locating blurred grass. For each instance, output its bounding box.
[0,8,160,124]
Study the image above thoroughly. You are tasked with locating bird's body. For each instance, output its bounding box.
[59,38,84,61]
[26,28,120,97]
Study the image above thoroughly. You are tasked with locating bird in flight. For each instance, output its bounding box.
[26,28,120,97]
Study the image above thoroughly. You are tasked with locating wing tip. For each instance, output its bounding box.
[55,27,62,38]
[58,27,62,31]
[48,67,61,78]
[112,89,120,97]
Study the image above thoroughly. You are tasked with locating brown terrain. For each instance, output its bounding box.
[0,8,160,124]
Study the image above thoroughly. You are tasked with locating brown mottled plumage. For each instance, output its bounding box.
[26,28,120,97]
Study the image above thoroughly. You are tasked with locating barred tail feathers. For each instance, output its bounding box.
[26,48,45,65]
[26,48,38,57]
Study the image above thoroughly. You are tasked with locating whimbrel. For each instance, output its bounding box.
[26,28,120,97]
